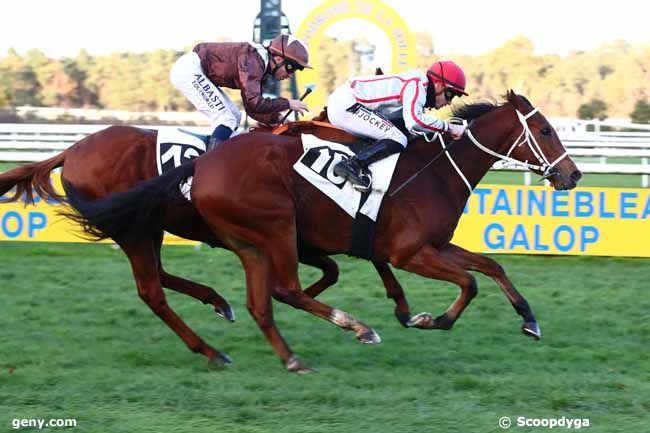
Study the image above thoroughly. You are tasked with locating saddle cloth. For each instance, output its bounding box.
[156,127,211,200]
[156,128,209,175]
[293,133,400,221]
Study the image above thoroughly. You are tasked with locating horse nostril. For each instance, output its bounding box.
[570,170,582,182]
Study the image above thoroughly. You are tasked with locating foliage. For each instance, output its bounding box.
[1,243,648,432]
[0,36,649,119]
[630,100,650,124]
[578,98,609,120]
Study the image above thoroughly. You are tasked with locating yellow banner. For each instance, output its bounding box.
[2,178,648,256]
[0,174,197,245]
[452,184,650,257]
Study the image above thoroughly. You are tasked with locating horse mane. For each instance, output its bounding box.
[450,100,499,122]
[450,91,533,122]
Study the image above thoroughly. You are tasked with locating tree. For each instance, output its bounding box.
[630,100,650,124]
[72,49,100,107]
[0,48,42,106]
[578,98,608,120]
[0,65,10,106]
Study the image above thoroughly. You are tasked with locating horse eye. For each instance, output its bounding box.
[541,127,551,136]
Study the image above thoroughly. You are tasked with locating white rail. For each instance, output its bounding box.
[2,122,650,186]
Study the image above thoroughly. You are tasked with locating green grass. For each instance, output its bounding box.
[1,243,648,432]
[0,162,17,172]
[480,171,647,188]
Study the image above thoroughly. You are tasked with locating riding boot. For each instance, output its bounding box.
[334,139,404,191]
[207,125,233,150]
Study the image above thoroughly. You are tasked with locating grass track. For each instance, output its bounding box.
[1,243,649,432]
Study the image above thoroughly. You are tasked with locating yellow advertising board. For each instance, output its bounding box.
[2,177,648,256]
[452,184,650,257]
[0,173,197,245]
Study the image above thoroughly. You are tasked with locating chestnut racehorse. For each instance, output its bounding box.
[60,91,582,372]
[0,119,421,364]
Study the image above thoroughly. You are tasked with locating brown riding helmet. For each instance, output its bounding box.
[268,34,313,69]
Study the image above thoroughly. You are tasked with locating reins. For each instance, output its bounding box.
[388,134,456,197]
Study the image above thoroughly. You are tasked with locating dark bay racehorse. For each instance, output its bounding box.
[0,119,420,364]
[61,91,582,372]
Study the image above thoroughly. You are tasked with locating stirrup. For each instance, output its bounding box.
[352,172,372,192]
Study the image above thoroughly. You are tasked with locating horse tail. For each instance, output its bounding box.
[60,162,196,242]
[0,152,66,203]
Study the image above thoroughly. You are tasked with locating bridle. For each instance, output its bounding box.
[438,106,568,193]
[390,106,569,196]
[466,107,568,180]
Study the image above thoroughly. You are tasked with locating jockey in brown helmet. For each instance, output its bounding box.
[328,60,468,191]
[170,34,312,149]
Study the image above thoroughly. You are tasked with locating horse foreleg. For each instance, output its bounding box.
[299,254,339,298]
[372,261,413,327]
[439,243,541,339]
[159,271,236,322]
[152,232,235,321]
[392,244,478,330]
[120,239,232,365]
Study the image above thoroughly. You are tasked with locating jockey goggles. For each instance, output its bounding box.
[268,58,303,79]
[283,59,304,73]
[444,88,464,102]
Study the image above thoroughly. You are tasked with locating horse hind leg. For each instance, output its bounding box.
[236,247,314,373]
[152,232,235,322]
[440,243,541,339]
[120,238,232,366]
[268,237,381,346]
[298,255,382,340]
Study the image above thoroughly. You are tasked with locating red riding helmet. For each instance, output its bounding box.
[427,61,468,96]
[268,34,313,69]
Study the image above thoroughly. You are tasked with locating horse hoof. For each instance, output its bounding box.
[406,312,434,329]
[357,328,382,344]
[522,322,542,340]
[208,352,233,367]
[215,305,236,322]
[286,355,315,374]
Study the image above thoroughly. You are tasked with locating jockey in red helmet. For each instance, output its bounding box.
[170,34,311,149]
[328,60,468,191]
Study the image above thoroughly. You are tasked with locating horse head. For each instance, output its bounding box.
[498,90,582,190]
[452,90,582,191]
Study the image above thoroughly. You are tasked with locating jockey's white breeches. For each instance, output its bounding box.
[327,85,408,147]
[169,52,242,131]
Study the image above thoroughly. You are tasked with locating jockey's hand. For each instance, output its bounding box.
[448,123,466,140]
[289,99,310,115]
